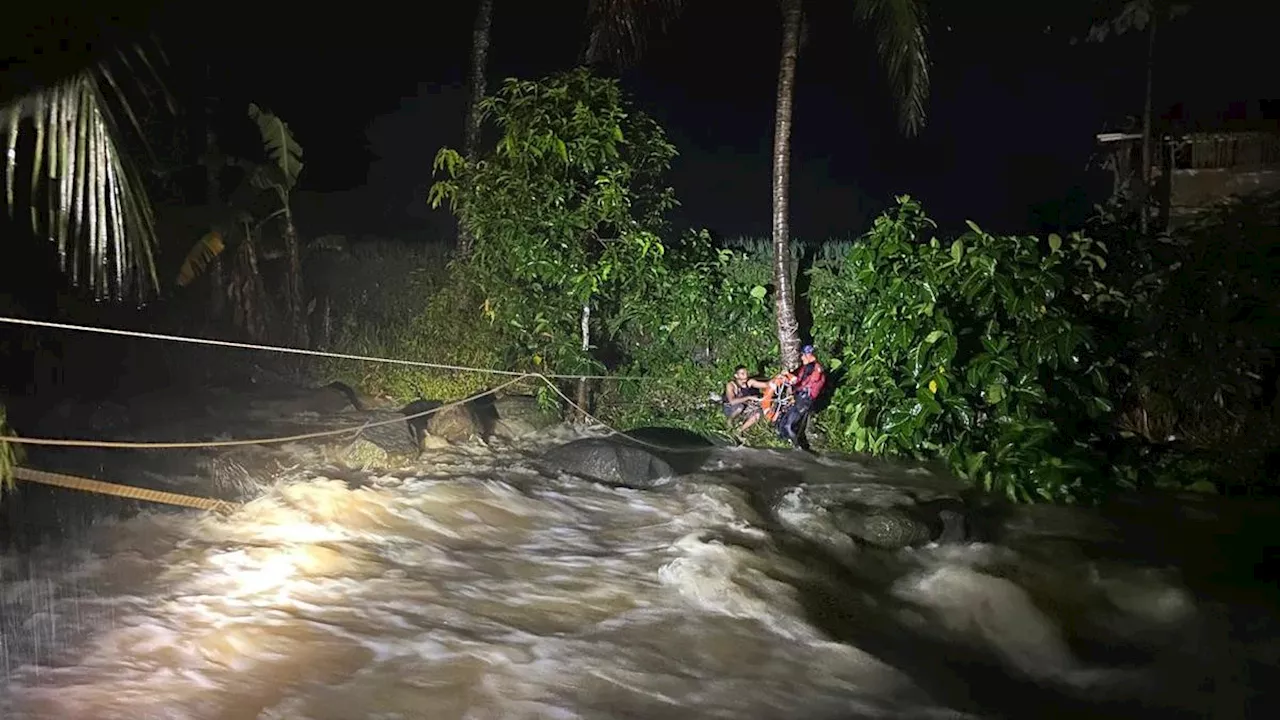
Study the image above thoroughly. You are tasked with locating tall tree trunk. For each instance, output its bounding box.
[281,203,309,348]
[771,0,804,372]
[203,63,225,326]
[237,224,269,343]
[457,0,494,258]
[1138,13,1157,236]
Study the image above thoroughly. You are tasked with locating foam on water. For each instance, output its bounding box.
[0,430,1274,719]
[0,436,966,719]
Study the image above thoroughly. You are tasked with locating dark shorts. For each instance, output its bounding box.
[724,399,761,419]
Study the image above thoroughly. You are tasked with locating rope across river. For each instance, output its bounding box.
[0,315,695,512]
[11,467,239,514]
[0,317,644,381]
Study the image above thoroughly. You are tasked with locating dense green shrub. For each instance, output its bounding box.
[809,197,1126,502]
[308,65,1280,502]
[599,229,777,433]
[1093,192,1280,494]
[430,68,677,381]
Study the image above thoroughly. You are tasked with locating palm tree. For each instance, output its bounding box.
[2,51,165,301]
[1,48,167,489]
[457,0,496,258]
[588,0,931,371]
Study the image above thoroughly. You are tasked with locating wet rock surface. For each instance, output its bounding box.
[540,437,675,488]
[6,372,1280,720]
[832,506,937,549]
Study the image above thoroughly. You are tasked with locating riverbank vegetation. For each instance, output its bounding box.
[302,69,1279,504]
[4,64,1279,506]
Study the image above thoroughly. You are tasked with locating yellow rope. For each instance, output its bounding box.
[0,373,714,454]
[2,377,704,514]
[13,466,239,514]
[0,317,724,513]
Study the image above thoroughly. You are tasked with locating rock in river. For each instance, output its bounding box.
[541,438,675,488]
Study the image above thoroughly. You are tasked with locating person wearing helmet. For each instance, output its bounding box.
[777,344,826,447]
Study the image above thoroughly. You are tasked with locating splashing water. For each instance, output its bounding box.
[1,427,1277,719]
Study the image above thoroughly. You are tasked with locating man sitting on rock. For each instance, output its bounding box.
[722,365,769,437]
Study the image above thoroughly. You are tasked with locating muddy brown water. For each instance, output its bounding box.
[1,384,1278,719]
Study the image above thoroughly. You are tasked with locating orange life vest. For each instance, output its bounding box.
[759,374,794,422]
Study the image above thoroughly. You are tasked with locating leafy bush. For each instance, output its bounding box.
[430,68,678,380]
[810,197,1125,502]
[1093,192,1280,494]
[599,229,777,433]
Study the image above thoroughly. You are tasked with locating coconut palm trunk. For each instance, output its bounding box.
[588,0,930,375]
[771,0,805,372]
[458,0,494,258]
[1139,13,1157,236]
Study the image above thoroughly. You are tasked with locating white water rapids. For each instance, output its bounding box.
[1,426,1275,719]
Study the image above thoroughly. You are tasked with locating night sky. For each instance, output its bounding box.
[11,1,1280,243]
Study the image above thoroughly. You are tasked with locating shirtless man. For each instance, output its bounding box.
[723,365,769,435]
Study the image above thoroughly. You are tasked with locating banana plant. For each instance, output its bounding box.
[0,404,19,494]
[174,103,308,346]
[246,103,306,347]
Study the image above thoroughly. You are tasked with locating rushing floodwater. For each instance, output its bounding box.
[1,425,1277,719]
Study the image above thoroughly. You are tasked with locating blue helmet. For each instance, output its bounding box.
[801,344,816,356]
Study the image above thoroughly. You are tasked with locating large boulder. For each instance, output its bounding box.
[832,498,970,549]
[307,408,421,469]
[618,426,719,475]
[541,438,675,488]
[334,438,393,470]
[487,394,561,440]
[399,399,486,445]
[427,403,486,444]
[492,394,560,429]
[832,506,936,549]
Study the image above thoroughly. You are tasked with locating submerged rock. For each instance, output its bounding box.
[620,426,717,448]
[837,497,970,549]
[492,394,560,430]
[492,417,539,440]
[618,426,719,475]
[833,506,936,549]
[337,438,393,470]
[400,399,486,445]
[428,403,485,444]
[541,438,675,488]
[770,483,971,551]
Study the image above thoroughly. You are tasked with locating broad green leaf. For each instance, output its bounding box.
[985,383,1005,404]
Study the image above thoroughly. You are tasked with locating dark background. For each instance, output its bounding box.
[5,1,1280,241]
